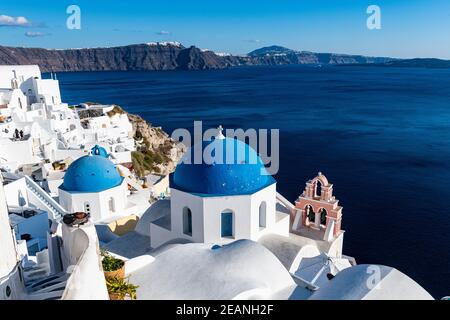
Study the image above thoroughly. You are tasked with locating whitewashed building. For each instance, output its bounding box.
[58,154,129,222]
[0,65,135,173]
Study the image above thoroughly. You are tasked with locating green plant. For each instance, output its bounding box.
[132,150,162,177]
[106,277,138,300]
[101,250,125,272]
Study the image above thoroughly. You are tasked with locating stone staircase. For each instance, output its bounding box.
[24,176,67,221]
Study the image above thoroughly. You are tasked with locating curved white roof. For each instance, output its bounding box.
[129,239,295,300]
[259,233,322,272]
[308,264,433,300]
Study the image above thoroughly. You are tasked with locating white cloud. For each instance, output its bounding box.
[244,39,262,43]
[0,14,31,27]
[156,30,171,35]
[24,31,46,38]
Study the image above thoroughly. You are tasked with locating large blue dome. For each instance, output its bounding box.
[171,137,276,196]
[60,155,124,192]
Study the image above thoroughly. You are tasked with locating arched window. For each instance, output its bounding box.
[320,208,327,225]
[315,180,322,198]
[306,205,315,223]
[109,197,115,212]
[221,210,234,238]
[183,207,192,236]
[84,202,91,215]
[259,201,267,228]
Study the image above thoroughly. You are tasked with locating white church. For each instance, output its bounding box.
[58,149,129,222]
[150,133,289,248]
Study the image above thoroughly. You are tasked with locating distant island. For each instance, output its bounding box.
[367,58,450,69]
[0,42,448,72]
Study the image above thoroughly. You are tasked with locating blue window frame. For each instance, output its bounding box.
[183,207,192,236]
[221,211,233,237]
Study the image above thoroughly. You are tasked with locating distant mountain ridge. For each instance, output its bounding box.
[248,45,394,65]
[0,42,446,72]
[248,45,294,56]
[0,43,239,72]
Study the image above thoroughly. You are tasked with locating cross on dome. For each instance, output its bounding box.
[216,125,225,140]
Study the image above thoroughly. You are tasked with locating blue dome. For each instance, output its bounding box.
[61,155,124,192]
[91,145,109,158]
[171,137,275,196]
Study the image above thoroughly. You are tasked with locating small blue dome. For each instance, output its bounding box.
[91,145,109,158]
[61,155,123,192]
[171,137,275,196]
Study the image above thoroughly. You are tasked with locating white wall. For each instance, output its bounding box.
[249,184,278,240]
[0,138,39,167]
[6,89,28,112]
[155,184,280,248]
[53,149,88,162]
[202,193,252,244]
[86,116,110,130]
[0,178,19,278]
[0,177,25,299]
[3,178,29,207]
[110,151,132,164]
[60,221,109,300]
[0,65,41,89]
[33,79,61,106]
[170,188,206,243]
[59,181,127,222]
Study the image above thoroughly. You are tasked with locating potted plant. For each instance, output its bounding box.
[101,250,125,279]
[106,277,138,300]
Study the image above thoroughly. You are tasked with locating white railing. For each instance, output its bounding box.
[276,192,295,210]
[24,176,68,221]
[60,222,109,300]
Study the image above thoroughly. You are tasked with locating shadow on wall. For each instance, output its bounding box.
[108,215,140,236]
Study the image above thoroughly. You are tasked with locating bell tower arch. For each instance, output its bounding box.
[291,172,343,241]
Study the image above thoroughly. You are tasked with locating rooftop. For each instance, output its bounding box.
[129,240,295,300]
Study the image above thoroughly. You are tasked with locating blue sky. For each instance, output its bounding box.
[1,0,449,58]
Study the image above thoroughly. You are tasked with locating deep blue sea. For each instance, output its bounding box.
[53,65,450,298]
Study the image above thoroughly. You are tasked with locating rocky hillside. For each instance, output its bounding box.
[0,42,396,72]
[105,105,185,177]
[0,42,241,72]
